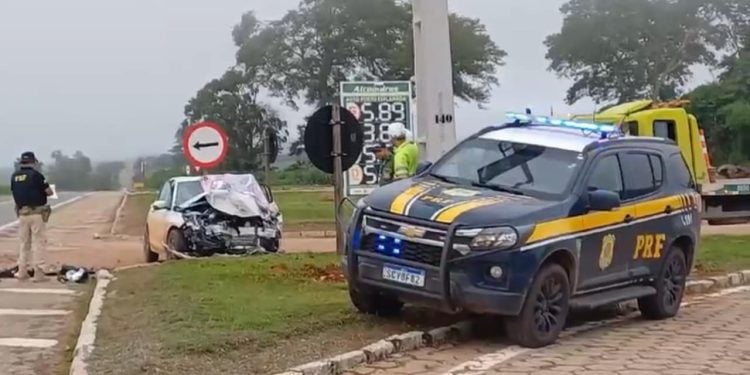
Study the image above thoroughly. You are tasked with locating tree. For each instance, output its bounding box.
[545,0,733,105]
[90,161,126,191]
[287,124,306,157]
[234,0,505,108]
[46,151,93,191]
[688,33,750,164]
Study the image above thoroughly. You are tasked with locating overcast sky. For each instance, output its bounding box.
[0,0,714,165]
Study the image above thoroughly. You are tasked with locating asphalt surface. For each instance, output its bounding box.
[0,192,83,227]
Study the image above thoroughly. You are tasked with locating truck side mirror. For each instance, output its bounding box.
[416,161,433,175]
[588,189,621,211]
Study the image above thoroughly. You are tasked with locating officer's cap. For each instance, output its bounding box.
[19,151,37,164]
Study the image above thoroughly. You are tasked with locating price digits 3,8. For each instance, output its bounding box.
[359,101,407,185]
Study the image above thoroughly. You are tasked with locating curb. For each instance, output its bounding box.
[109,191,128,235]
[279,321,473,375]
[69,270,114,375]
[277,269,750,375]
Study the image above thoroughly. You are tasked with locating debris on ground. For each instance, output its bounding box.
[0,264,95,283]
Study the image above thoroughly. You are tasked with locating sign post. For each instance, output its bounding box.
[182,121,229,171]
[331,104,345,255]
[339,81,414,197]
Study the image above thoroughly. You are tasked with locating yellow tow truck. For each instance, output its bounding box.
[573,99,750,225]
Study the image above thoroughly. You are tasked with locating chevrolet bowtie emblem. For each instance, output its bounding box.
[398,225,426,238]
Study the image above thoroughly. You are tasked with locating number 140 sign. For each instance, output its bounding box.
[340,81,414,196]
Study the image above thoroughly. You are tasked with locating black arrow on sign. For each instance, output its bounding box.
[193,141,219,150]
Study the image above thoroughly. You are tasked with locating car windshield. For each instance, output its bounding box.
[429,137,583,199]
[174,180,205,207]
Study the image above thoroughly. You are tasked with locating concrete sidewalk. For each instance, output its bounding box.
[0,279,87,375]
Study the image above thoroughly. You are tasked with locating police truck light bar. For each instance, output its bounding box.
[505,112,619,135]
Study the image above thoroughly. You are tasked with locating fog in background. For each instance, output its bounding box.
[0,0,714,167]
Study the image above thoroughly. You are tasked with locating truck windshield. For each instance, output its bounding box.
[429,138,583,199]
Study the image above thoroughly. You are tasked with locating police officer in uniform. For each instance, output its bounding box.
[10,152,53,282]
[386,123,419,180]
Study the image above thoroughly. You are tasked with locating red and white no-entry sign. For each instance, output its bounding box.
[182,121,229,169]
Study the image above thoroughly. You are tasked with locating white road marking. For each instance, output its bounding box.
[0,288,77,295]
[0,338,58,348]
[0,193,90,233]
[0,308,70,316]
[441,285,750,375]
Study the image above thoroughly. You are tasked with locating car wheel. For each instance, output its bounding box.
[348,283,403,317]
[505,263,570,348]
[143,228,159,263]
[166,229,187,260]
[638,246,687,319]
[260,236,280,253]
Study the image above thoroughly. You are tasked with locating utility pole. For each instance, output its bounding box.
[412,0,456,162]
[263,124,271,183]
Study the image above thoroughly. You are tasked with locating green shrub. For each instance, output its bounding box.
[0,185,9,195]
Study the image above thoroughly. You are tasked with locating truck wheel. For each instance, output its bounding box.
[166,229,187,260]
[505,263,570,348]
[638,246,687,319]
[348,284,403,317]
[143,228,159,263]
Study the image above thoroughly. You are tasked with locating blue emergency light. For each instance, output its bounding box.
[376,234,402,256]
[505,112,619,137]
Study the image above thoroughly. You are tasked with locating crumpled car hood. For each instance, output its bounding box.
[178,174,277,219]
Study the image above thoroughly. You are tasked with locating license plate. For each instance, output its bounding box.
[382,265,425,287]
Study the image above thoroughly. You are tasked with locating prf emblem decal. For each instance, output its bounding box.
[442,188,480,197]
[599,234,616,270]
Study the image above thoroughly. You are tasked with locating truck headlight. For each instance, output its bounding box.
[456,226,518,251]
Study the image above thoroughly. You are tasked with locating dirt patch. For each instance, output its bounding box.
[300,263,346,283]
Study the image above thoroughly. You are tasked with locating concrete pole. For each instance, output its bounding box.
[412,0,456,162]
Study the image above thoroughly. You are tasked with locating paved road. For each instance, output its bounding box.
[346,286,750,375]
[0,192,83,227]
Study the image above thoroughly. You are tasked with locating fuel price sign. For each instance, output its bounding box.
[340,81,414,196]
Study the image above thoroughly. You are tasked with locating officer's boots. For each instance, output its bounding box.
[33,267,46,283]
[15,265,29,281]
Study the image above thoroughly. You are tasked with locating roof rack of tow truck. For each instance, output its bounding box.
[504,112,623,140]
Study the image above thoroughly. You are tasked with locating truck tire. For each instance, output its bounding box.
[505,263,570,348]
[166,229,187,260]
[638,246,687,319]
[143,228,159,263]
[348,284,403,317]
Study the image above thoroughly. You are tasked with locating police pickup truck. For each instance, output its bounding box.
[344,113,701,348]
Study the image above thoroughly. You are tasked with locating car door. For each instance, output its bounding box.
[622,151,668,279]
[576,153,637,291]
[147,180,174,251]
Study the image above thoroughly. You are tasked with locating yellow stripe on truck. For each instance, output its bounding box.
[390,184,432,215]
[527,194,690,244]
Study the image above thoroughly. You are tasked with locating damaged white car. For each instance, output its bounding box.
[143,174,282,262]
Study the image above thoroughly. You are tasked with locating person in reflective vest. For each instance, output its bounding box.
[386,123,419,180]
